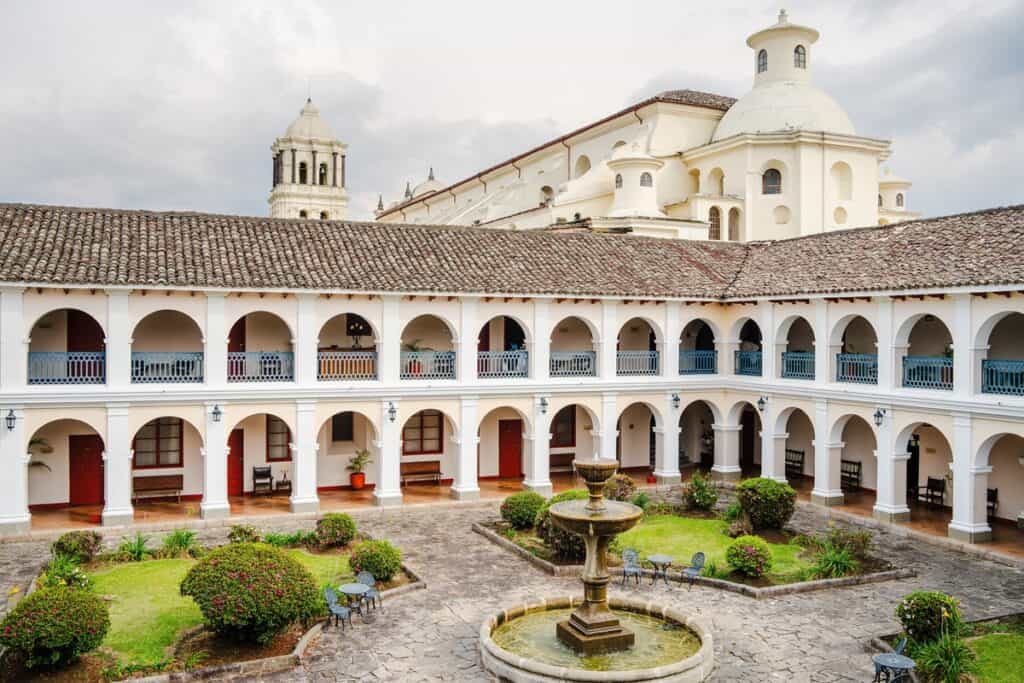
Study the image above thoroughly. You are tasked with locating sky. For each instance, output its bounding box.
[0,1,1021,221]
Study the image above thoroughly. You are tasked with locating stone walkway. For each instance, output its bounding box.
[1,499,1022,681]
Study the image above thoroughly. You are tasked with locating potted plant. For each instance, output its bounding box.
[347,449,373,490]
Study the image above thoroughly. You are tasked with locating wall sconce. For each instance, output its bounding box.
[756,396,767,413]
[539,397,548,415]
[873,408,886,427]
[387,402,397,423]
[211,405,222,423]
[5,409,15,431]
[671,393,680,410]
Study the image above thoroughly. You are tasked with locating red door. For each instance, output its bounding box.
[66,310,105,352]
[69,435,104,506]
[498,420,523,478]
[227,429,244,497]
[228,319,246,353]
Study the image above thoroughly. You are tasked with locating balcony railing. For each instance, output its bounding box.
[228,351,294,382]
[781,351,815,380]
[478,350,528,378]
[131,352,204,383]
[836,353,878,384]
[318,351,377,380]
[28,351,106,385]
[400,351,456,379]
[982,359,1024,396]
[903,356,953,391]
[734,350,763,376]
[616,350,659,376]
[550,351,597,377]
[679,350,717,375]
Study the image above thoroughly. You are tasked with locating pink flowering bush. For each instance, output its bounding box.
[0,586,109,669]
[725,535,773,578]
[180,542,319,643]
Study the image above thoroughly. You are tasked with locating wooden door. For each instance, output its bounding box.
[498,419,522,478]
[227,429,244,497]
[66,310,105,352]
[477,324,490,352]
[228,319,246,353]
[69,435,104,505]
[740,410,756,472]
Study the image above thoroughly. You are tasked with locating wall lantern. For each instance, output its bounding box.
[756,396,767,413]
[5,409,15,431]
[211,405,222,423]
[387,402,398,423]
[873,408,887,427]
[671,393,681,410]
[539,397,549,415]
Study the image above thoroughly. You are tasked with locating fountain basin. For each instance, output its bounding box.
[479,596,715,682]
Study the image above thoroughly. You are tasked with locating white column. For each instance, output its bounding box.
[760,302,776,380]
[662,304,680,378]
[290,400,319,513]
[451,397,480,500]
[951,293,973,398]
[718,338,738,376]
[811,399,844,505]
[0,407,31,534]
[872,406,910,522]
[813,298,829,384]
[600,300,618,380]
[201,402,230,519]
[758,400,786,482]
[654,392,681,484]
[711,424,742,481]
[101,404,134,526]
[294,294,318,386]
[948,413,991,543]
[205,293,228,388]
[531,300,549,382]
[523,395,552,496]
[458,298,478,384]
[373,399,403,506]
[106,290,132,388]
[0,287,27,389]
[379,296,400,384]
[876,297,895,390]
[598,392,618,461]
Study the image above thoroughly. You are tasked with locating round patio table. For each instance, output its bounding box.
[339,582,374,623]
[647,554,673,588]
[872,652,915,682]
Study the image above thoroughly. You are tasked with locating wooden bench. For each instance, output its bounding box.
[400,460,442,486]
[132,474,184,503]
[840,459,862,491]
[784,449,805,480]
[550,452,575,474]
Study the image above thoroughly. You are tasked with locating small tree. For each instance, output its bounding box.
[736,477,796,530]
[350,540,403,582]
[0,586,109,669]
[500,491,546,529]
[315,512,357,548]
[725,535,773,578]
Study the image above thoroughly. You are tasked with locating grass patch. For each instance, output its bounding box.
[970,633,1024,682]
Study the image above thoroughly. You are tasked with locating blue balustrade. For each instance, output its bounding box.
[401,351,456,379]
[318,351,377,380]
[781,351,815,380]
[478,350,528,378]
[734,350,763,376]
[616,350,659,376]
[550,351,597,377]
[836,353,877,384]
[28,351,106,385]
[982,359,1024,396]
[903,356,953,390]
[131,352,204,383]
[679,350,717,375]
[228,351,295,382]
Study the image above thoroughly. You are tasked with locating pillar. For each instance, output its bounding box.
[373,399,403,507]
[205,293,228,388]
[759,401,786,482]
[531,299,549,381]
[876,297,895,389]
[653,392,681,484]
[523,395,553,496]
[711,424,742,481]
[0,287,26,390]
[813,298,828,385]
[332,152,338,187]
[760,302,776,380]
[201,402,230,520]
[872,407,910,522]
[379,296,400,384]
[294,294,318,386]
[718,339,738,376]
[458,298,477,384]
[600,301,617,380]
[106,290,132,388]
[948,413,991,542]
[951,293,973,398]
[0,407,30,534]
[102,404,135,526]
[290,149,296,183]
[451,397,480,501]
[598,393,618,461]
[290,400,319,513]
[811,400,844,505]
[311,150,317,185]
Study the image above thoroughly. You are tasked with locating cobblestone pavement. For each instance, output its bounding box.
[1,499,1022,682]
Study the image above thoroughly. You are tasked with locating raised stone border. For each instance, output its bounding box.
[472,521,915,599]
[480,595,714,682]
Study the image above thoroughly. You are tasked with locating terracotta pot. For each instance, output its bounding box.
[350,472,366,490]
[646,474,657,484]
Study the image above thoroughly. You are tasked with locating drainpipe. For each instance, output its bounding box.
[561,140,571,182]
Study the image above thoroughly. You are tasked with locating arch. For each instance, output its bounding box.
[315,408,381,491]
[616,401,662,471]
[318,163,328,185]
[478,405,532,479]
[775,314,815,347]
[830,161,852,200]
[828,413,877,445]
[549,314,600,345]
[617,315,663,347]
[400,313,458,348]
[757,48,768,73]
[227,309,296,346]
[687,168,700,195]
[315,408,380,444]
[727,208,740,241]
[762,168,782,195]
[544,401,600,439]
[298,162,308,184]
[318,312,379,347]
[794,44,807,68]
[707,168,724,196]
[574,155,591,179]
[28,307,107,341]
[775,406,815,481]
[679,396,724,425]
[27,419,108,514]
[614,174,623,189]
[477,404,532,435]
[319,211,329,220]
[678,399,719,471]
[728,399,763,476]
[708,206,721,240]
[226,409,295,437]
[27,308,107,384]
[774,406,813,439]
[730,316,763,348]
[894,312,953,352]
[540,185,554,205]
[639,172,652,188]
[976,311,1024,360]
[680,316,721,349]
[478,314,530,348]
[896,193,904,208]
[829,314,878,350]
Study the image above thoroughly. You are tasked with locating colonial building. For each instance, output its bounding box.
[0,202,1022,556]
[376,11,919,240]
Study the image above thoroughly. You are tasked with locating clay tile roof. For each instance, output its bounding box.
[655,89,737,111]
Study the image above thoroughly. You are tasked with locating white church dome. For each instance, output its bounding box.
[284,98,337,140]
[712,80,855,141]
[412,168,444,197]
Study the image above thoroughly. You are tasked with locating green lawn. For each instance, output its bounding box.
[89,549,353,666]
[614,515,812,582]
[971,633,1024,682]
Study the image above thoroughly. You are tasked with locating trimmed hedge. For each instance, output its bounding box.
[315,513,357,548]
[736,477,796,530]
[50,530,103,564]
[350,540,403,582]
[500,491,546,529]
[682,471,718,511]
[180,543,319,644]
[725,535,773,578]
[0,586,109,669]
[896,591,964,644]
[536,489,589,561]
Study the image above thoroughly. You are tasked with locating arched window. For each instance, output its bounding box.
[762,168,782,194]
[540,185,554,205]
[639,172,653,188]
[794,45,806,69]
[896,193,904,207]
[574,155,591,179]
[708,207,721,240]
[757,49,768,74]
[318,163,328,185]
[878,194,883,208]
[319,211,329,220]
[299,210,308,219]
[728,208,740,241]
[614,174,623,189]
[298,162,308,184]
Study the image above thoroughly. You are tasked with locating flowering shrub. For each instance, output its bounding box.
[40,553,93,591]
[602,473,637,502]
[179,543,319,644]
[736,477,796,530]
[500,491,546,529]
[725,535,773,578]
[50,530,103,563]
[315,513,357,548]
[350,540,403,582]
[896,591,964,644]
[536,489,589,561]
[682,472,718,511]
[0,586,109,669]
[227,524,260,544]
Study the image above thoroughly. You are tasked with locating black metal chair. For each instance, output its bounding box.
[252,466,274,495]
[918,477,945,508]
[874,638,908,682]
[682,552,705,591]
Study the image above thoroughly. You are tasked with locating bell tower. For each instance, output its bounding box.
[268,99,349,220]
